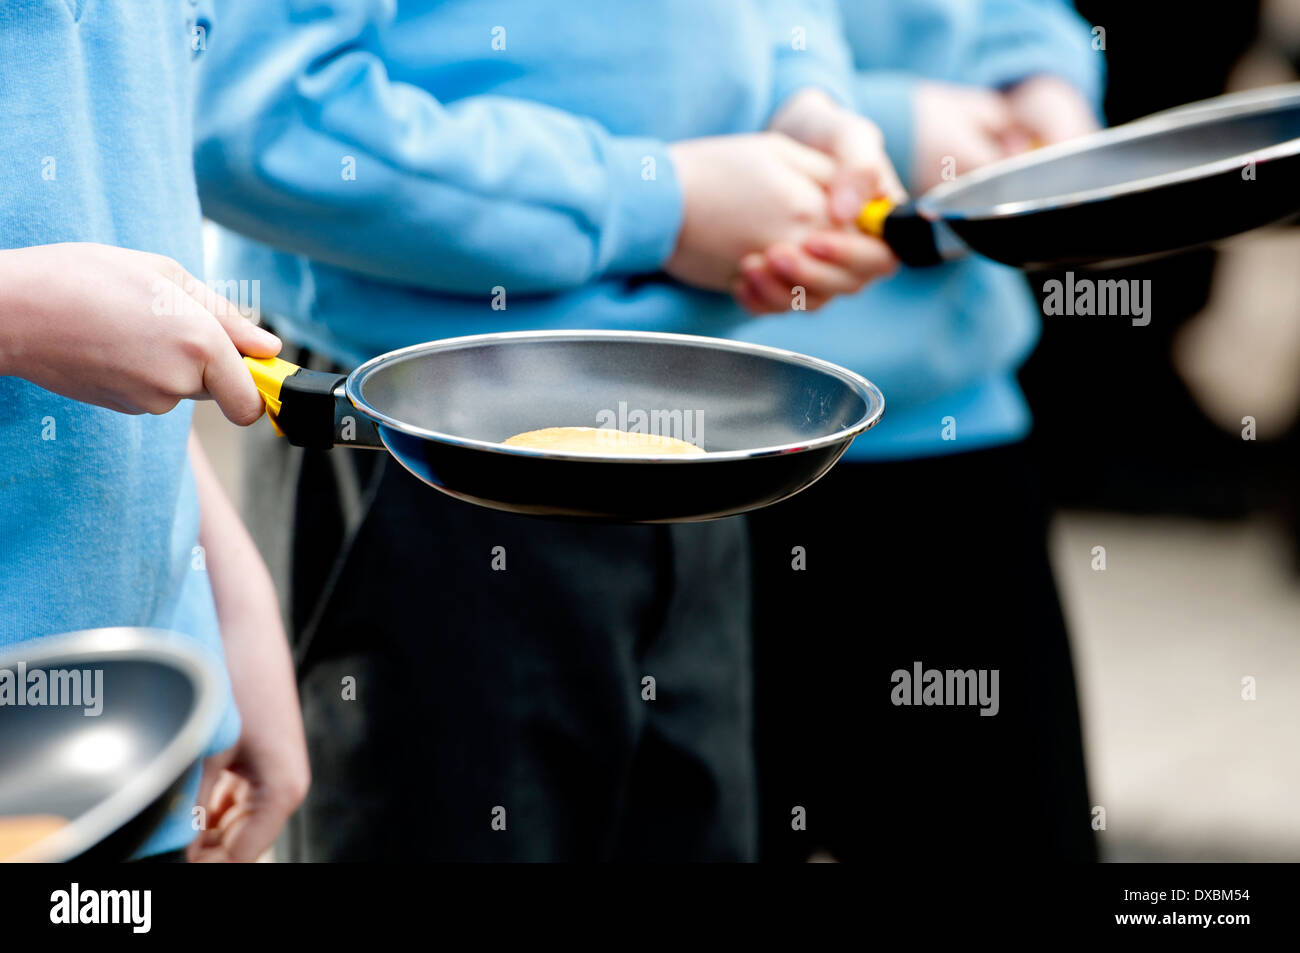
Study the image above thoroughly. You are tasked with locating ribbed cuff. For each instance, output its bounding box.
[597,136,685,276]
[853,71,919,192]
[770,61,854,122]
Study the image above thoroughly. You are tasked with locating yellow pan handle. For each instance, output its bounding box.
[243,355,302,438]
[858,139,1042,237]
[856,197,895,239]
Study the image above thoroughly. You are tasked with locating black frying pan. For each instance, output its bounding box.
[244,330,884,522]
[0,628,223,862]
[858,83,1300,267]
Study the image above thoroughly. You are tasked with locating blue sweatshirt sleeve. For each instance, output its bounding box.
[825,0,1105,413]
[965,0,1106,110]
[852,70,921,192]
[193,0,683,295]
[843,0,1104,191]
[763,0,855,116]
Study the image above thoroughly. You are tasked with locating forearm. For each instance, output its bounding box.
[768,87,844,147]
[189,432,305,769]
[191,432,280,634]
[196,1,680,294]
[0,249,28,376]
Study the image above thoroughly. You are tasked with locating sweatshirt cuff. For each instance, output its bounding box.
[853,71,920,193]
[598,136,685,276]
[770,62,854,122]
[975,39,1106,117]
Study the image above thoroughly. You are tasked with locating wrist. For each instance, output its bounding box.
[768,87,844,151]
[663,140,699,259]
[0,249,32,377]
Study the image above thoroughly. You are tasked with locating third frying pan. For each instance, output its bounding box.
[856,83,1300,268]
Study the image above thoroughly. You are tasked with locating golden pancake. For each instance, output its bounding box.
[0,814,68,860]
[503,426,704,455]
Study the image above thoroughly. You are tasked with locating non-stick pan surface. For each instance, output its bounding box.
[336,331,883,522]
[871,84,1300,268]
[0,629,222,862]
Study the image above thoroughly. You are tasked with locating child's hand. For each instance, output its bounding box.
[912,81,1021,193]
[187,735,308,863]
[731,89,902,314]
[0,243,280,422]
[734,230,898,315]
[670,130,894,295]
[665,132,831,291]
[1004,74,1100,148]
[768,88,907,225]
[664,132,896,301]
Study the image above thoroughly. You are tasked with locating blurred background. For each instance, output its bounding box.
[194,0,1300,861]
[1025,0,1300,860]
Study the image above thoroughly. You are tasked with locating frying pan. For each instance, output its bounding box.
[856,83,1300,267]
[0,628,223,862]
[243,330,884,522]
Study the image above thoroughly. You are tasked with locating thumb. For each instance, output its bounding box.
[223,314,283,360]
[192,751,231,827]
[828,126,907,225]
[185,754,231,860]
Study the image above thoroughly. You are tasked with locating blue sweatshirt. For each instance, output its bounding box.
[195,1,851,361]
[732,0,1105,459]
[197,0,1100,462]
[0,1,240,856]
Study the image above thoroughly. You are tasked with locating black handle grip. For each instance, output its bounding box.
[277,368,349,449]
[882,201,945,267]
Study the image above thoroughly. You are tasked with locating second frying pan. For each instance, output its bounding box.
[245,330,884,523]
[0,628,223,862]
[857,83,1300,268]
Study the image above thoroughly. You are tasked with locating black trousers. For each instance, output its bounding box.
[242,348,755,861]
[748,442,1097,862]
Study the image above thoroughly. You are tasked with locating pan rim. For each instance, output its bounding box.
[917,82,1300,222]
[0,628,224,863]
[343,329,885,463]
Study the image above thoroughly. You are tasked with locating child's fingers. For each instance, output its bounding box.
[966,134,1013,169]
[154,258,281,358]
[183,274,281,358]
[186,763,234,861]
[193,770,240,844]
[732,277,772,315]
[801,231,898,281]
[203,332,272,426]
[766,242,871,296]
[191,752,232,826]
[970,89,1019,138]
[157,288,265,425]
[210,771,243,823]
[740,254,800,312]
[739,255,835,313]
[772,134,838,187]
[224,800,289,863]
[156,277,272,424]
[827,119,907,224]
